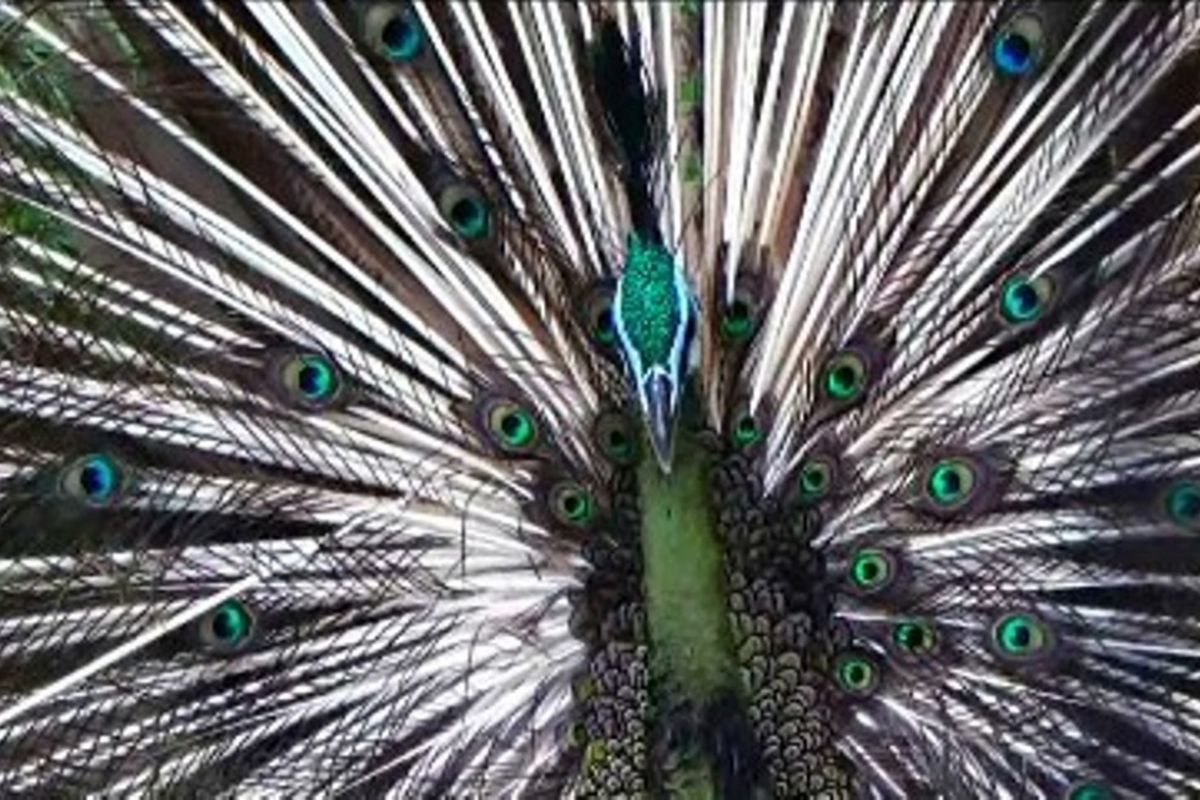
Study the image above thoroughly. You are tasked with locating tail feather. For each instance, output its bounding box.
[3,2,1200,798]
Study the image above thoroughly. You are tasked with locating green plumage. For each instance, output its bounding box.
[618,236,683,370]
[637,399,738,797]
[638,430,736,701]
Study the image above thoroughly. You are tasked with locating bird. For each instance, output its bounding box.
[1,1,1199,798]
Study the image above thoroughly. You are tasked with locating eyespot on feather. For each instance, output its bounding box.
[58,452,131,507]
[1161,480,1200,532]
[821,350,871,403]
[466,390,551,459]
[547,480,598,529]
[272,351,346,411]
[437,182,492,241]
[988,610,1057,664]
[992,11,1047,77]
[891,618,939,657]
[199,598,258,654]
[727,399,763,452]
[834,650,881,697]
[846,547,898,596]
[592,411,639,466]
[580,282,619,352]
[1065,780,1115,800]
[911,448,1011,519]
[791,451,840,508]
[999,273,1055,326]
[361,3,426,63]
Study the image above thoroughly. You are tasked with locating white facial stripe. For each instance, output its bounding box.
[612,274,645,383]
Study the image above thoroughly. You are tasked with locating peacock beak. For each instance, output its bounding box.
[642,371,677,474]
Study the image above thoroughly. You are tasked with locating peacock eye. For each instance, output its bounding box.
[1164,481,1200,531]
[485,400,540,454]
[363,3,425,63]
[60,453,127,506]
[924,458,977,508]
[834,652,880,696]
[282,354,342,407]
[584,287,618,348]
[822,351,869,403]
[721,297,755,343]
[849,548,895,593]
[892,619,938,656]
[992,12,1046,77]
[201,599,256,652]
[730,406,762,450]
[1066,781,1114,800]
[1000,274,1054,325]
[549,481,596,527]
[797,456,834,505]
[592,412,638,465]
[438,184,491,240]
[991,611,1051,660]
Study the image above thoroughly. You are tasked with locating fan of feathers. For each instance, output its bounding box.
[2,2,1200,798]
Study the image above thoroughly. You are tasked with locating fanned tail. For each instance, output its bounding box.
[735,2,1200,796]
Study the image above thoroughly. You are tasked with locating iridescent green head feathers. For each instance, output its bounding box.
[613,233,697,473]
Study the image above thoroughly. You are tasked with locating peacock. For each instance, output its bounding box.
[2,1,1199,797]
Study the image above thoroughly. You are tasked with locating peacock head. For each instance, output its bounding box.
[613,233,697,474]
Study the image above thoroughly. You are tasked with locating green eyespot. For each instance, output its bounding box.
[592,412,638,465]
[483,398,540,455]
[1066,781,1114,800]
[834,652,880,697]
[201,599,256,652]
[993,12,1046,77]
[721,297,755,343]
[549,481,596,527]
[1000,274,1053,325]
[924,458,977,509]
[730,405,762,450]
[584,286,617,348]
[893,619,938,656]
[59,453,127,507]
[438,184,491,240]
[991,611,1052,661]
[281,353,343,408]
[1164,481,1200,532]
[364,3,425,63]
[849,549,895,594]
[797,456,835,505]
[822,351,869,403]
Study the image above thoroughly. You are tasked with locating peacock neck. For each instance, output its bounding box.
[636,383,743,797]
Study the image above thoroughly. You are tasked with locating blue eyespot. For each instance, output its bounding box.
[1000,274,1053,325]
[1165,481,1200,531]
[993,13,1046,77]
[281,353,343,408]
[364,4,425,63]
[382,10,424,62]
[439,184,491,240]
[60,453,126,506]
